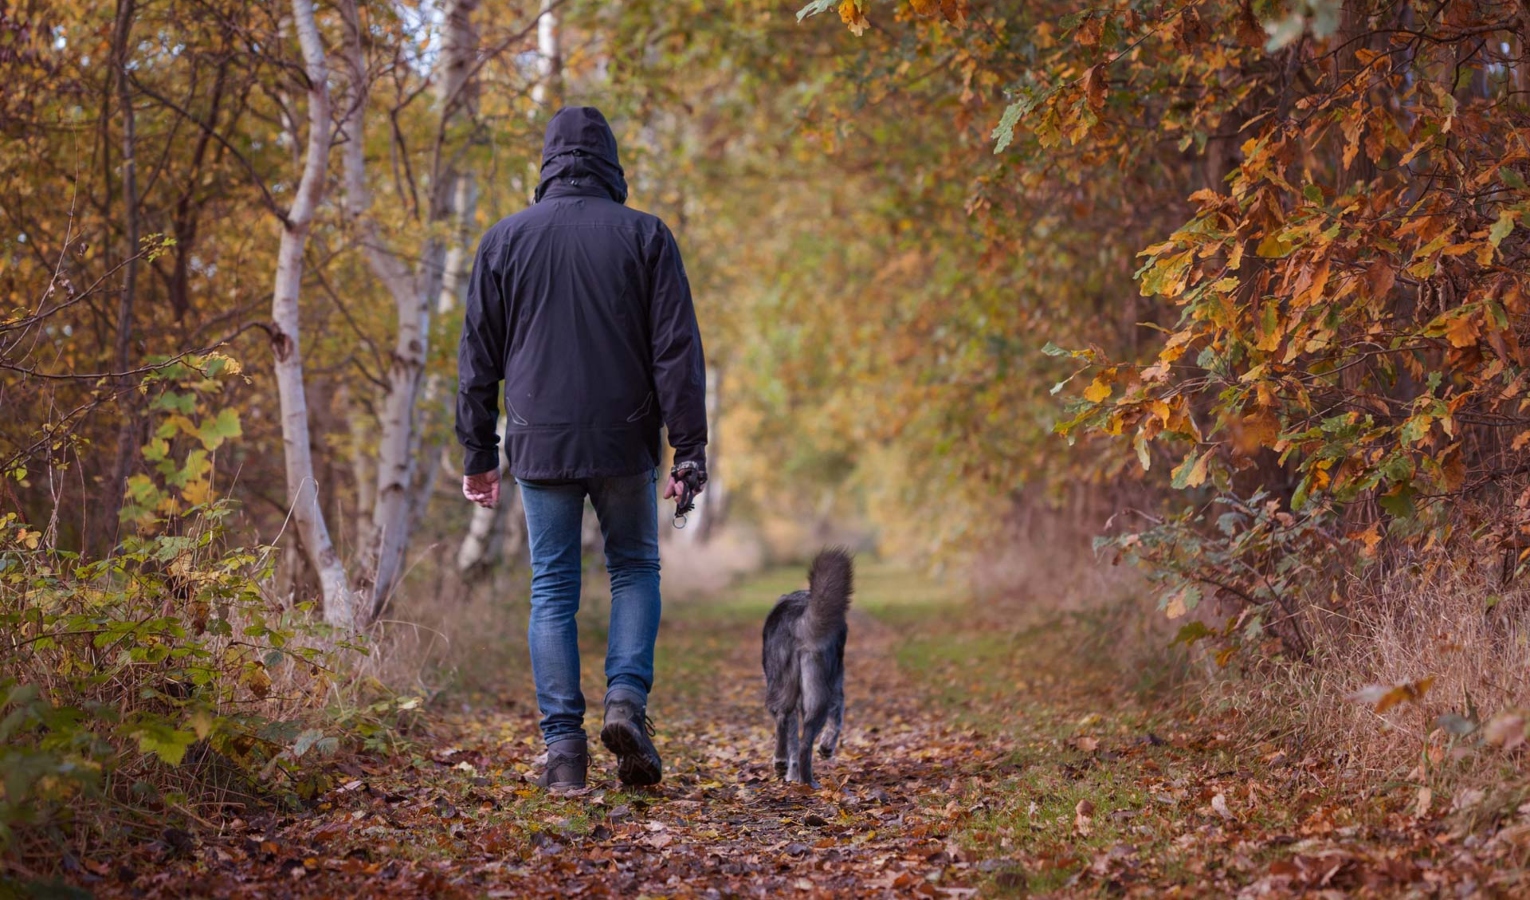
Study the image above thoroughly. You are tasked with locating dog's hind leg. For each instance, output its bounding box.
[782,709,802,782]
[818,676,845,759]
[795,657,831,786]
[773,710,794,779]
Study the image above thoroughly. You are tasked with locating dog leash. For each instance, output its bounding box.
[670,461,706,529]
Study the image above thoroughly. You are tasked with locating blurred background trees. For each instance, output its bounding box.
[12,0,1530,874]
[4,0,1529,653]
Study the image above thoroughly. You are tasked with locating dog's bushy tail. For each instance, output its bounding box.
[806,547,854,641]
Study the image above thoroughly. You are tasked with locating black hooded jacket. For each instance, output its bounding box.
[455,107,707,481]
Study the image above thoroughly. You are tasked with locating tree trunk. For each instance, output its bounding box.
[270,0,356,628]
[1515,5,1530,99]
[337,0,480,621]
[409,173,476,569]
[457,415,509,576]
[101,0,140,555]
[532,0,563,109]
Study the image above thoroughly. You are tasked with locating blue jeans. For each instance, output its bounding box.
[517,470,661,745]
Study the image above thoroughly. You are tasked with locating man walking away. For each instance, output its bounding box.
[455,106,707,790]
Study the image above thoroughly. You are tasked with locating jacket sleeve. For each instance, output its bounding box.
[649,223,708,468]
[455,235,507,477]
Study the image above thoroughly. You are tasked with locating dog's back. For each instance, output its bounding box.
[762,548,853,785]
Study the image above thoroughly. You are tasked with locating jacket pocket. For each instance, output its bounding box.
[625,391,655,423]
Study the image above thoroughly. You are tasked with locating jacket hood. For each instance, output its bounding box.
[534,106,628,205]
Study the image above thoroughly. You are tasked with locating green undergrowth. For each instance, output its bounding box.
[0,506,421,883]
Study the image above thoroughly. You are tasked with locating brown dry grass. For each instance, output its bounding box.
[1218,551,1530,808]
[372,522,771,695]
[975,503,1530,811]
[967,508,1191,696]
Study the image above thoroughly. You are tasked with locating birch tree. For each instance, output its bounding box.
[336,0,481,621]
[532,0,562,108]
[458,0,562,573]
[268,0,355,627]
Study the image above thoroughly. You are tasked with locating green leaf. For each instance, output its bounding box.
[125,474,160,504]
[1489,209,1516,249]
[1399,412,1432,446]
[991,100,1026,154]
[292,728,327,759]
[1379,482,1416,519]
[196,408,242,451]
[135,722,197,766]
[1291,471,1313,511]
[1171,451,1201,489]
[1172,621,1216,646]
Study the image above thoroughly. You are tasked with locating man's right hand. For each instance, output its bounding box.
[463,469,501,509]
[662,474,704,502]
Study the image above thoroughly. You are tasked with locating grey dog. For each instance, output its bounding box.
[761,548,853,786]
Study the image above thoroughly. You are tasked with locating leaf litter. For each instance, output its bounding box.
[73,570,1530,898]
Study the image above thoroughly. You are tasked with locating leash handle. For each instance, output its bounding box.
[670,462,706,528]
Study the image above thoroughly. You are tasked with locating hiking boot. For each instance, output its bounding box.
[535,736,588,791]
[600,697,663,787]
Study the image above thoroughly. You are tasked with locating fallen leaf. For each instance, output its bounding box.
[1075,799,1095,836]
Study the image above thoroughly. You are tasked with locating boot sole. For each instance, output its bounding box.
[600,721,662,787]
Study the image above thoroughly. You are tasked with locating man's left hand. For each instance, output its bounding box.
[463,469,501,508]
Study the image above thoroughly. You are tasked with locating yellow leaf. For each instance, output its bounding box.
[1347,523,1383,556]
[182,478,214,507]
[1353,676,1435,713]
[1185,451,1210,487]
[1083,376,1113,403]
[1445,314,1479,349]
[1233,410,1279,456]
[838,0,868,35]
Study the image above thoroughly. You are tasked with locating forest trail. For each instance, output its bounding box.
[103,565,1522,898]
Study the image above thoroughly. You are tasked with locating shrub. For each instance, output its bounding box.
[0,354,399,876]
[0,505,362,870]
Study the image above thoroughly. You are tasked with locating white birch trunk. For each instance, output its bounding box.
[457,416,508,574]
[346,389,377,551]
[337,0,479,620]
[531,0,562,109]
[270,0,355,628]
[437,174,478,316]
[409,174,477,549]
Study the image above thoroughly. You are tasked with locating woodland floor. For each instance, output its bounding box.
[80,564,1530,898]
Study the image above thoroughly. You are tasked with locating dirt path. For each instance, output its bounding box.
[109,566,1007,898]
[95,564,1529,898]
